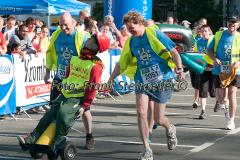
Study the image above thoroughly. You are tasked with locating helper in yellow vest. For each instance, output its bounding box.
[108,11,184,160]
[17,32,110,152]
[207,16,240,130]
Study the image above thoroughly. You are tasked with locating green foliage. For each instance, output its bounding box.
[92,2,104,23]
[176,0,222,32]
[152,0,223,33]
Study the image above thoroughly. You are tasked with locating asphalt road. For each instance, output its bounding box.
[1,74,240,160]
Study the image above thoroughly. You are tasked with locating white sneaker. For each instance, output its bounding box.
[138,148,153,160]
[223,106,229,119]
[227,119,235,130]
[166,124,178,150]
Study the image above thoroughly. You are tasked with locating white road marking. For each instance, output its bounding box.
[190,142,214,152]
[68,137,198,148]
[227,127,240,135]
[0,156,31,160]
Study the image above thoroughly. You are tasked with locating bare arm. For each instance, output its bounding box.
[170,48,184,79]
[206,48,221,66]
[108,62,120,82]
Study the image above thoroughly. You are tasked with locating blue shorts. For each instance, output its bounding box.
[135,89,173,103]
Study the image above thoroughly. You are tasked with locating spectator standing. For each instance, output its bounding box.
[0,16,7,55]
[8,24,36,59]
[78,9,89,30]
[25,17,36,42]
[32,25,50,53]
[2,16,17,44]
[166,16,174,24]
[181,20,191,28]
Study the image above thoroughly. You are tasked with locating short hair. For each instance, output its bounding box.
[104,15,114,22]
[123,11,145,25]
[7,16,16,22]
[25,17,35,25]
[19,24,28,31]
[201,24,212,34]
[79,10,89,16]
[84,17,97,31]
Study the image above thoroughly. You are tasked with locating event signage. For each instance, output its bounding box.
[0,55,16,115]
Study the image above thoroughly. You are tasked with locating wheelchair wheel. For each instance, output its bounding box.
[29,151,44,159]
[60,141,77,160]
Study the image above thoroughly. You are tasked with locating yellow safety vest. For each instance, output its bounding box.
[61,56,95,98]
[213,31,240,71]
[119,26,176,80]
[194,36,213,52]
[46,28,86,71]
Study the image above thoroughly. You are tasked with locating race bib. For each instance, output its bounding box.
[140,64,162,83]
[57,64,68,79]
[220,61,230,74]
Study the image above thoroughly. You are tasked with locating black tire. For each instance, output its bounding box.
[29,151,44,159]
[60,141,77,160]
[47,154,58,160]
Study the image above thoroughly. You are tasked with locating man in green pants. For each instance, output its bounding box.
[17,32,110,152]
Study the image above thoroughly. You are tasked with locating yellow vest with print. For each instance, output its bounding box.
[214,31,240,71]
[194,36,213,52]
[46,28,86,71]
[119,26,176,80]
[61,56,95,98]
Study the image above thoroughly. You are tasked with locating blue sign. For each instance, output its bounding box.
[109,49,134,94]
[104,0,152,29]
[0,55,16,115]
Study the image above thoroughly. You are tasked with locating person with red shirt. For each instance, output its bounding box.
[17,33,110,153]
[0,16,7,55]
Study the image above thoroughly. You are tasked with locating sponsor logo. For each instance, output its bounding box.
[25,84,51,98]
[0,57,13,85]
[142,0,148,19]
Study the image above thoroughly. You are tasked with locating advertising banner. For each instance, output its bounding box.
[0,55,16,115]
[104,0,152,29]
[14,54,51,110]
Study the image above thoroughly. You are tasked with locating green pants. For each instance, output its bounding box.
[25,95,82,151]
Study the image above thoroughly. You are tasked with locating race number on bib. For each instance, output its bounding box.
[220,61,230,74]
[141,64,162,83]
[57,65,68,79]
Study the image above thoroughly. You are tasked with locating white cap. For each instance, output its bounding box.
[181,20,191,25]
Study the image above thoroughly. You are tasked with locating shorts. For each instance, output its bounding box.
[190,71,200,89]
[136,89,173,104]
[199,71,215,98]
[213,75,240,88]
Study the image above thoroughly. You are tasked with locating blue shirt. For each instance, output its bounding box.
[54,29,88,80]
[130,30,176,84]
[208,30,235,75]
[196,38,208,53]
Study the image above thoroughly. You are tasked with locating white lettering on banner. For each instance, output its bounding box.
[25,84,51,99]
[24,59,45,82]
[142,0,148,19]
[0,57,14,85]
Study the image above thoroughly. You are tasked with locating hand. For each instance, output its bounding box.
[233,62,240,69]
[75,107,84,119]
[175,68,185,80]
[214,58,221,66]
[44,71,50,84]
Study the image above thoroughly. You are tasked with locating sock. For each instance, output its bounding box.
[86,133,93,138]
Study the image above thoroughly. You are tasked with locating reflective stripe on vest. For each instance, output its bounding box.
[61,56,95,98]
[194,36,213,52]
[46,28,86,70]
[119,27,176,79]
